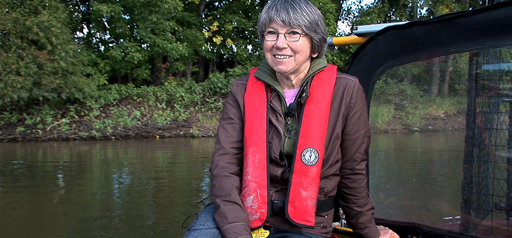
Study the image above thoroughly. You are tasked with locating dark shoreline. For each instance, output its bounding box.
[0,111,465,142]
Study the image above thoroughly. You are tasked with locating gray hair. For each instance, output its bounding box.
[257,0,328,58]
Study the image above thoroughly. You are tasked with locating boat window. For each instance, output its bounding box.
[369,44,512,237]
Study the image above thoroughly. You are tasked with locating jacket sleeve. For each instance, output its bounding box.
[210,78,252,238]
[337,79,380,238]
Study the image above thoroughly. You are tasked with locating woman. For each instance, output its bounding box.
[185,0,399,237]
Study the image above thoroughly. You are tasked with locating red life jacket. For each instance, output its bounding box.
[241,64,337,229]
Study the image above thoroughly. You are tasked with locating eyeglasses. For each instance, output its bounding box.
[263,30,306,42]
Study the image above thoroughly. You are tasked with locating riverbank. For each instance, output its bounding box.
[0,70,468,142]
[0,110,466,142]
[372,110,466,133]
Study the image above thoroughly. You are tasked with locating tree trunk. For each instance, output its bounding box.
[441,55,454,97]
[332,0,343,22]
[150,55,163,86]
[209,60,215,75]
[198,0,207,17]
[197,0,207,82]
[186,62,193,80]
[429,57,440,97]
[197,55,205,83]
[412,0,418,20]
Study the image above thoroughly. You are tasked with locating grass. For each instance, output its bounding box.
[369,91,466,130]
[369,104,395,127]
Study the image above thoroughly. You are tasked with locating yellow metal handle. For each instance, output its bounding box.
[328,36,369,46]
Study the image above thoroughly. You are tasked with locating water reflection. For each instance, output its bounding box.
[0,132,465,237]
[370,131,464,228]
[0,139,215,238]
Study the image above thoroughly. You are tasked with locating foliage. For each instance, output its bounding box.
[0,0,105,107]
[373,78,424,106]
[369,104,395,127]
[2,0,481,98]
[380,53,470,97]
[354,0,477,24]
[68,0,190,85]
[0,66,244,140]
[201,0,266,69]
[370,78,466,128]
[0,0,488,140]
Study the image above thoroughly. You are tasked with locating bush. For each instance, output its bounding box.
[370,78,465,128]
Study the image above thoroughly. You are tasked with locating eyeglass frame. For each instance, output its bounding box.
[262,30,307,42]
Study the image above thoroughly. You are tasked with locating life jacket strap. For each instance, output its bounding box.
[270,197,336,216]
[316,196,337,214]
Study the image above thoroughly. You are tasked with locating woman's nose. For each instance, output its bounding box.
[274,34,288,48]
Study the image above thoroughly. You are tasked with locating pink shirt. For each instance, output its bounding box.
[284,88,300,106]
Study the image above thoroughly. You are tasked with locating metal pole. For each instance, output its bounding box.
[461,51,480,233]
[502,98,512,219]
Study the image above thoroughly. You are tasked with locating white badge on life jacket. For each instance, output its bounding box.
[301,147,319,166]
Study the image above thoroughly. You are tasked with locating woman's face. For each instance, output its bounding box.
[263,22,318,80]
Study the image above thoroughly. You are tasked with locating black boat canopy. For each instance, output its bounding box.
[343,0,512,105]
[336,2,512,237]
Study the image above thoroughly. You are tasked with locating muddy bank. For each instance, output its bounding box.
[0,110,466,142]
[372,111,466,133]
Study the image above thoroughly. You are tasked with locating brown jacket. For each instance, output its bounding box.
[210,57,379,238]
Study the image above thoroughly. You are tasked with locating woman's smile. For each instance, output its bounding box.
[274,54,292,59]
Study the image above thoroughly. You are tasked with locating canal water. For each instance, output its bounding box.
[0,131,464,238]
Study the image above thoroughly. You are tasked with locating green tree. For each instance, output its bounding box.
[68,0,191,85]
[200,0,266,78]
[0,0,104,107]
[199,0,339,79]
[66,0,343,85]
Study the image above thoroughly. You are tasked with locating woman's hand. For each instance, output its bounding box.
[377,225,399,238]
